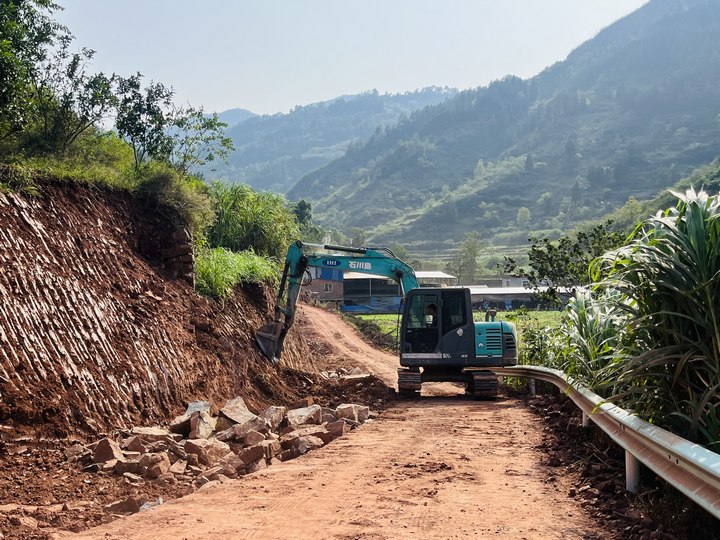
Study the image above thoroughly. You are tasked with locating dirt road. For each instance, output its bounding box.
[61,305,600,539]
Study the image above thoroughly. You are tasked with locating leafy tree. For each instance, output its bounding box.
[516,206,531,227]
[325,228,349,246]
[114,73,174,168]
[446,231,484,284]
[0,0,63,141]
[389,243,410,261]
[293,199,313,225]
[168,106,233,174]
[504,220,627,302]
[524,153,534,171]
[26,35,117,156]
[291,199,324,242]
[350,227,367,248]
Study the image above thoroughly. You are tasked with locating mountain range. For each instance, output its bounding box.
[206,88,457,194]
[279,0,720,253]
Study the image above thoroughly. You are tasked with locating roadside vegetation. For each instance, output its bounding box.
[519,188,720,452]
[0,0,316,298]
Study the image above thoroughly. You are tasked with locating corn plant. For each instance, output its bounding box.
[593,188,720,449]
[555,291,631,395]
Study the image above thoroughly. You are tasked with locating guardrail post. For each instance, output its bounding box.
[529,379,536,395]
[625,451,640,493]
[582,412,590,427]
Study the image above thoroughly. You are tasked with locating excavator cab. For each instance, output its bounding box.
[400,288,476,366]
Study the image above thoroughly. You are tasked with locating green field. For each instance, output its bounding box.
[356,309,563,346]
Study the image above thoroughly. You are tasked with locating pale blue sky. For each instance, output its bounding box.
[55,0,650,115]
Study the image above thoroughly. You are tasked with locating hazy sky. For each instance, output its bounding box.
[55,0,650,115]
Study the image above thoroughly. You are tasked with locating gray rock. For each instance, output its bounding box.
[336,404,369,423]
[260,406,287,431]
[189,411,216,439]
[286,405,322,427]
[185,401,212,415]
[219,397,257,426]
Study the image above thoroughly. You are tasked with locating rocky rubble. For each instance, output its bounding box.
[67,397,371,517]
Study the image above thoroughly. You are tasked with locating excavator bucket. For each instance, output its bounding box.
[255,321,284,364]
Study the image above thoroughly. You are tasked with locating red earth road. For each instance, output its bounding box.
[59,306,602,539]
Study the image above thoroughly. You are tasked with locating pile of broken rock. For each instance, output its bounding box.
[66,397,371,515]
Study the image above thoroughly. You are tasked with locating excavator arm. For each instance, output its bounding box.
[255,240,419,363]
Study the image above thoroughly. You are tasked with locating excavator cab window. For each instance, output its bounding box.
[407,294,439,328]
[440,289,467,335]
[403,293,440,353]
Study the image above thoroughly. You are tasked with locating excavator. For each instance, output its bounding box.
[255,241,518,398]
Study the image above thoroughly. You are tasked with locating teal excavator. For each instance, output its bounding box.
[255,241,518,398]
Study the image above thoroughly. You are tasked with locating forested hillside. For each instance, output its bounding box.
[288,0,720,253]
[203,88,457,193]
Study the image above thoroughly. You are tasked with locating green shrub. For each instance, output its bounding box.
[136,164,214,236]
[195,247,279,299]
[0,163,39,195]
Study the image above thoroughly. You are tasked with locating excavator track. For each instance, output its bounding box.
[397,368,421,397]
[466,370,498,400]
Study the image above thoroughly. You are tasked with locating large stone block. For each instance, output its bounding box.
[336,404,369,423]
[189,411,216,439]
[215,416,267,442]
[260,406,287,432]
[114,457,142,475]
[237,445,266,465]
[280,425,333,449]
[144,454,171,480]
[294,435,325,455]
[131,426,181,443]
[93,438,124,464]
[286,405,322,427]
[184,438,231,466]
[219,397,257,426]
[243,430,266,446]
[326,420,350,439]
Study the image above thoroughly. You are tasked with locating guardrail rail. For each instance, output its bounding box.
[495,365,720,520]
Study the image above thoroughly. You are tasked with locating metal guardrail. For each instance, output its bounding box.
[494,365,720,520]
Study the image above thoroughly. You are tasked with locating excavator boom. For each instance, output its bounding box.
[255,241,418,363]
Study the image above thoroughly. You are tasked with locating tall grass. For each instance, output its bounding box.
[593,188,720,448]
[207,182,299,259]
[195,247,279,300]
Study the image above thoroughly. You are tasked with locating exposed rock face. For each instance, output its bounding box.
[0,180,315,436]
